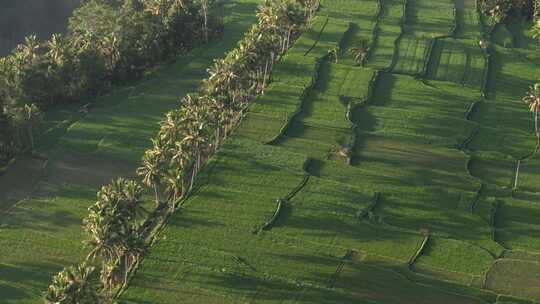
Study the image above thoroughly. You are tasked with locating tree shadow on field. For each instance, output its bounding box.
[0,284,29,304]
[0,261,62,302]
[167,209,226,230]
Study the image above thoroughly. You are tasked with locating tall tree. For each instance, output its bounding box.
[137,141,165,206]
[349,41,369,66]
[532,19,540,42]
[45,263,100,304]
[523,82,540,146]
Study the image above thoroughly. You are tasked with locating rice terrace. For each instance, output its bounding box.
[0,0,540,303]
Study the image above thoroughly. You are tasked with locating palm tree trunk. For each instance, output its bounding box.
[535,108,538,136]
[262,59,269,92]
[190,166,196,191]
[153,183,160,206]
[203,2,209,43]
[124,256,129,286]
[287,28,292,50]
[536,108,540,152]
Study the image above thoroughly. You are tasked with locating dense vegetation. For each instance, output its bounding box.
[41,0,319,302]
[0,0,218,167]
[479,0,536,22]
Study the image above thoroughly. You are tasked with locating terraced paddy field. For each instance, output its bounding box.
[120,0,540,303]
[0,1,261,302]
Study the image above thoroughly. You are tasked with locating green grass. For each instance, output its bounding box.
[368,0,406,70]
[404,0,455,38]
[427,38,485,88]
[0,1,261,302]
[468,46,538,159]
[414,237,495,286]
[337,261,485,304]
[485,259,540,301]
[393,36,431,75]
[497,195,540,252]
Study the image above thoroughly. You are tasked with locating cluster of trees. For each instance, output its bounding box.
[523,12,540,149]
[45,0,320,302]
[0,0,219,165]
[479,0,537,22]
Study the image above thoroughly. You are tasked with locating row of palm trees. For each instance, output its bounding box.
[524,11,540,148]
[46,178,146,303]
[44,0,320,302]
[0,0,213,162]
[479,0,536,23]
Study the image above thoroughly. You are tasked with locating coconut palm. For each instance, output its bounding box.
[19,35,41,63]
[523,83,540,136]
[532,19,540,42]
[99,258,122,298]
[23,103,42,151]
[327,47,340,63]
[45,263,99,304]
[200,0,211,43]
[84,213,118,263]
[118,179,147,220]
[84,178,145,261]
[159,109,184,146]
[47,34,66,66]
[163,166,188,208]
[137,143,165,206]
[349,41,369,66]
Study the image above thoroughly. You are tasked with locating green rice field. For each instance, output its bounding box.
[119,0,540,303]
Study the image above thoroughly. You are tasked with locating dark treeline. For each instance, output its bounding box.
[0,0,82,56]
[0,0,219,166]
[479,0,537,22]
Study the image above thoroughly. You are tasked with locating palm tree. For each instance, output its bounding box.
[23,103,42,152]
[84,178,145,261]
[532,19,540,42]
[349,41,369,66]
[47,34,66,66]
[19,35,41,63]
[118,179,147,220]
[118,231,146,287]
[159,109,184,146]
[200,0,211,43]
[523,82,540,147]
[84,213,118,263]
[101,33,120,72]
[137,143,164,206]
[327,47,340,63]
[99,258,122,299]
[163,166,187,209]
[45,263,99,304]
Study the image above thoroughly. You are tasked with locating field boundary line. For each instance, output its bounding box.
[365,0,385,63]
[304,17,329,57]
[388,0,409,72]
[265,59,322,145]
